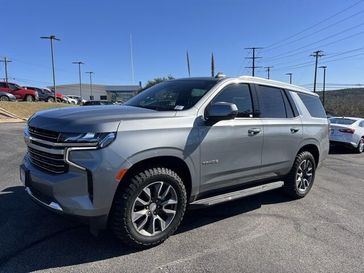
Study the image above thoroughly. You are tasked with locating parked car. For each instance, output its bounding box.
[82,100,114,106]
[0,82,38,101]
[0,91,16,101]
[63,95,78,104]
[66,95,86,104]
[24,86,65,103]
[329,117,364,153]
[20,76,329,248]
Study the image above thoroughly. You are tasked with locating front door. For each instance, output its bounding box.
[199,83,263,192]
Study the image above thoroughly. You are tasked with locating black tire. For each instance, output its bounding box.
[110,167,187,248]
[356,138,364,154]
[25,95,34,102]
[47,97,55,102]
[283,151,316,199]
[0,95,9,101]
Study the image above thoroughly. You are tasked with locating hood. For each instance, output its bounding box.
[28,105,176,133]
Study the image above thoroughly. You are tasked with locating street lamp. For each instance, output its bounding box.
[319,66,327,107]
[85,71,94,100]
[285,72,293,84]
[41,35,60,102]
[72,61,84,98]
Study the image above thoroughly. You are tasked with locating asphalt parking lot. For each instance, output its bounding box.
[0,123,363,273]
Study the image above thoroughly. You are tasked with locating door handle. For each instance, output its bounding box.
[290,128,300,133]
[248,128,261,136]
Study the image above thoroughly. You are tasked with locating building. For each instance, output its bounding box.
[52,84,141,102]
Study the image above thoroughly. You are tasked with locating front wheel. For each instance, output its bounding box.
[110,167,187,248]
[283,151,316,198]
[25,95,34,102]
[356,138,364,154]
[47,97,55,102]
[0,95,9,101]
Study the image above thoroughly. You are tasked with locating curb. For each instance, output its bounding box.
[0,107,27,122]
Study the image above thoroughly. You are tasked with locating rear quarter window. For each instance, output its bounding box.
[298,93,326,118]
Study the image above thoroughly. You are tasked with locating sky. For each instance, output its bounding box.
[1,0,364,90]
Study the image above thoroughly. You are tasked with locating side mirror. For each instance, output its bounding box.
[205,102,238,123]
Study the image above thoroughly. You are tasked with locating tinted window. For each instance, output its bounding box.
[0,82,7,88]
[211,84,253,117]
[126,80,218,111]
[329,118,356,125]
[281,91,294,118]
[8,83,19,90]
[257,85,287,118]
[298,93,326,118]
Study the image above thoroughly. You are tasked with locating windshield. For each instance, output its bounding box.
[125,79,218,111]
[330,118,356,125]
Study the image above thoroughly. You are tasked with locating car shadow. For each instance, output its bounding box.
[0,185,293,272]
[329,146,356,154]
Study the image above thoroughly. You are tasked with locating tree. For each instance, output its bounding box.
[138,75,175,93]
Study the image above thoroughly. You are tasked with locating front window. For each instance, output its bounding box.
[125,80,218,111]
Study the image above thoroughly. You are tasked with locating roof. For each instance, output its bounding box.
[238,76,314,95]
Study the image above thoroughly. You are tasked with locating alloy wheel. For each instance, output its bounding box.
[296,159,313,193]
[131,181,178,236]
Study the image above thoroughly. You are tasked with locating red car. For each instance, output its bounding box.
[0,82,39,101]
[24,86,65,102]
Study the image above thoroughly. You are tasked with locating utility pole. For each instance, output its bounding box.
[41,35,60,102]
[129,34,135,83]
[311,50,324,93]
[264,66,273,79]
[72,61,84,98]
[186,50,191,77]
[211,52,215,77]
[245,47,263,77]
[286,72,293,84]
[319,66,327,107]
[0,57,12,84]
[85,71,94,100]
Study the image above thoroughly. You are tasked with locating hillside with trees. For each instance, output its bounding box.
[317,88,364,117]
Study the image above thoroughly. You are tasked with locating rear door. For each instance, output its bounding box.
[7,83,22,99]
[255,85,302,178]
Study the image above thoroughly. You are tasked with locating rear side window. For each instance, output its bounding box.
[256,85,287,118]
[298,93,326,118]
[0,82,7,88]
[211,83,253,117]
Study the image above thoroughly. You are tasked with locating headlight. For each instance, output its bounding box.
[58,132,116,148]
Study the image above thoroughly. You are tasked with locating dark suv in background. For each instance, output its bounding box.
[24,86,65,102]
[0,82,38,101]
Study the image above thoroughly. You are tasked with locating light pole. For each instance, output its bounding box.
[286,73,293,84]
[41,35,60,102]
[72,61,84,98]
[319,66,327,107]
[85,71,94,100]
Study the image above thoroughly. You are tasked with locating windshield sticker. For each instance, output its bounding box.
[174,105,184,110]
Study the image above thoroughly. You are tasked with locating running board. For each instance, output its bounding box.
[190,181,284,209]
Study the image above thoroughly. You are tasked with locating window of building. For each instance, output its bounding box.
[100,95,107,100]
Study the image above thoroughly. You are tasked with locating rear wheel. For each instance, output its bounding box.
[356,138,364,154]
[110,167,187,248]
[0,95,9,101]
[283,151,316,198]
[47,97,55,102]
[25,95,34,102]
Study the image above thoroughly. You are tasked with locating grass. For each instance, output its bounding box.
[0,101,76,120]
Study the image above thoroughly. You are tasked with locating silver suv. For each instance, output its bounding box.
[20,76,329,247]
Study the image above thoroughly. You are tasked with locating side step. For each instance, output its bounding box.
[190,181,284,209]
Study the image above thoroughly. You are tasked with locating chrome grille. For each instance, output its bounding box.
[26,127,68,174]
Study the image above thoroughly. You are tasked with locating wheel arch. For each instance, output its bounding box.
[297,143,320,167]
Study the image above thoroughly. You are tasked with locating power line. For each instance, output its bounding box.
[245,47,263,77]
[266,21,364,62]
[264,0,364,50]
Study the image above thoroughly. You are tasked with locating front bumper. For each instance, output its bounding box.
[21,144,131,228]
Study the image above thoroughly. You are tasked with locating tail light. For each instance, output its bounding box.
[339,128,355,134]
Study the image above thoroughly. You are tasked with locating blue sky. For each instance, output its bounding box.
[1,0,364,89]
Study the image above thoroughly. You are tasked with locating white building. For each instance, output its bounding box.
[53,84,141,102]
